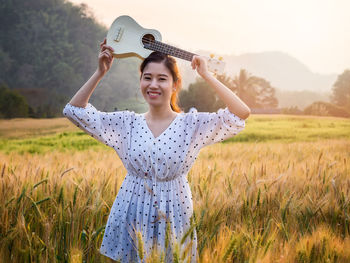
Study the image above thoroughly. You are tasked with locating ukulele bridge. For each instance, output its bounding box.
[114,27,124,42]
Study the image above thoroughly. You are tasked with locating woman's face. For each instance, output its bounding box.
[140,62,175,109]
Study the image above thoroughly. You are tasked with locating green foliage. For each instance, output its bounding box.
[331,69,350,111]
[226,115,350,143]
[179,78,224,112]
[0,131,111,154]
[281,106,303,115]
[218,70,279,109]
[112,96,148,113]
[303,101,350,118]
[275,89,331,110]
[0,84,29,118]
[0,0,141,116]
[92,59,142,112]
[1,115,350,154]
[179,70,279,113]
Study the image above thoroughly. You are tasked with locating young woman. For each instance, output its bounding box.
[63,38,250,262]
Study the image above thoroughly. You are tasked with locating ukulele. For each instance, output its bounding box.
[106,15,225,74]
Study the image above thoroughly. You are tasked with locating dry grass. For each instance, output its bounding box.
[0,118,77,139]
[1,138,349,262]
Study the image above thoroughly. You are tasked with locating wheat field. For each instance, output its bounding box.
[1,116,350,262]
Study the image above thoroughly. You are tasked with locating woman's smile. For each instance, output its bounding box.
[147,91,161,98]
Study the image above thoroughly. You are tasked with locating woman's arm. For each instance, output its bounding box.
[69,70,104,107]
[191,56,251,120]
[69,38,115,108]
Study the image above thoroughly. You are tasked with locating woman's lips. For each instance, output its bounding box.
[147,91,161,98]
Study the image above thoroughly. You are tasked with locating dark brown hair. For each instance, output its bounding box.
[140,51,182,113]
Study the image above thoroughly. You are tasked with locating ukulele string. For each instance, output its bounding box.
[141,38,196,61]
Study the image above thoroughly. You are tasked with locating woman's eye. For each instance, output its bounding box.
[159,78,166,81]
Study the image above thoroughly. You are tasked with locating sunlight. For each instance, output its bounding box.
[68,0,349,74]
[293,16,328,48]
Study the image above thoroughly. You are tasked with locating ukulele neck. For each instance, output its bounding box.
[144,40,197,61]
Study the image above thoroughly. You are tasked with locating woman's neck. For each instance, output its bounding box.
[145,105,177,121]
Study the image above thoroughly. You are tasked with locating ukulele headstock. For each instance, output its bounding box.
[205,54,225,75]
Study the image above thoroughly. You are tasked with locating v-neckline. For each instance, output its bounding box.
[142,113,180,140]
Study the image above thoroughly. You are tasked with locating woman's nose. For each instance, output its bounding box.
[149,79,158,87]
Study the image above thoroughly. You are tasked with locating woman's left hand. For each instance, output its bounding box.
[191,55,210,79]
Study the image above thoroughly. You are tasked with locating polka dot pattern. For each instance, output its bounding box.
[63,103,245,262]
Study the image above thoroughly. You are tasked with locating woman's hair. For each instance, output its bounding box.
[140,51,182,113]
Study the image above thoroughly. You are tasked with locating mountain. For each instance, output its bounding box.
[175,51,337,109]
[226,51,337,92]
[178,51,337,93]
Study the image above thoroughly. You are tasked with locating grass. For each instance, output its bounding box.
[0,114,349,262]
[0,114,349,154]
[230,114,350,143]
[0,117,78,139]
[0,131,108,154]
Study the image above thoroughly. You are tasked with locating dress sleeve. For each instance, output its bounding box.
[191,107,245,149]
[62,103,132,162]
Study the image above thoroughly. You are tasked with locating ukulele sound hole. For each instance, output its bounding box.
[142,34,155,47]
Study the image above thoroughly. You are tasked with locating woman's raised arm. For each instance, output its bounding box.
[191,55,251,120]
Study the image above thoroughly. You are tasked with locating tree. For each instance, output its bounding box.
[0,84,29,118]
[179,70,278,113]
[179,78,222,112]
[218,69,278,109]
[303,101,350,118]
[251,77,278,108]
[281,106,303,115]
[331,70,350,111]
[0,0,141,116]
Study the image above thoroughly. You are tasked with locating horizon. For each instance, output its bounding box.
[69,0,349,75]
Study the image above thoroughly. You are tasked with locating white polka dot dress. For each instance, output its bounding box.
[63,103,245,262]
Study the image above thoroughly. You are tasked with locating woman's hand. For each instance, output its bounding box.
[97,38,115,77]
[191,55,210,79]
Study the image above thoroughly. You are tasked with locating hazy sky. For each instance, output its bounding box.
[69,0,349,75]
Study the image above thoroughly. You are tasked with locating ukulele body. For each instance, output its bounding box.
[106,15,225,74]
[106,15,162,59]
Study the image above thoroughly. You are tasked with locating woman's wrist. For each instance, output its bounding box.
[95,68,106,79]
[201,72,215,82]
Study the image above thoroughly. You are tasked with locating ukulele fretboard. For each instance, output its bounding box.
[143,40,197,61]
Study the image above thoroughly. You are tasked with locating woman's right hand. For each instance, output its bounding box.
[97,38,115,76]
